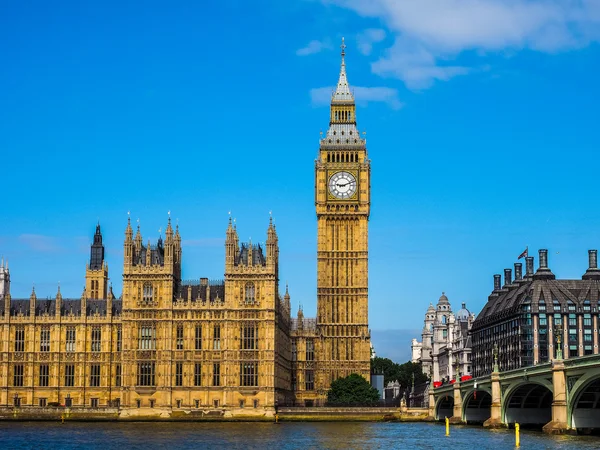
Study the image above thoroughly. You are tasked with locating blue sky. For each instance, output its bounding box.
[1,1,599,361]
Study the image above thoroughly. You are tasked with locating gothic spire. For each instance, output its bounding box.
[332,37,353,103]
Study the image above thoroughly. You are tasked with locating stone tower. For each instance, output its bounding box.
[0,257,9,299]
[315,38,371,390]
[85,223,109,299]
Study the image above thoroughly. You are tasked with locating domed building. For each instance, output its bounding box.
[411,293,475,383]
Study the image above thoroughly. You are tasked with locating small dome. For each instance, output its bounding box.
[437,292,449,305]
[426,303,435,313]
[456,302,471,321]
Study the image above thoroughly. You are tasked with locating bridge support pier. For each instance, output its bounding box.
[542,360,569,434]
[483,371,504,428]
[428,385,435,419]
[449,380,463,424]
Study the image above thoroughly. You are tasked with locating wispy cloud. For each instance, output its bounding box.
[18,234,63,252]
[356,28,386,55]
[296,39,331,56]
[310,85,403,109]
[322,0,600,88]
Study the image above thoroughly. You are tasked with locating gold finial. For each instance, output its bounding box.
[341,37,346,58]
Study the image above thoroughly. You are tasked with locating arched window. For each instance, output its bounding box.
[441,315,447,324]
[245,282,255,304]
[143,283,153,303]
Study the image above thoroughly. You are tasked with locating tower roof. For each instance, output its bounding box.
[332,37,354,103]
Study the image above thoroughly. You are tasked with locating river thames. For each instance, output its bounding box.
[0,422,598,449]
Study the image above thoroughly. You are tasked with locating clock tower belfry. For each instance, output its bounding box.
[315,39,371,391]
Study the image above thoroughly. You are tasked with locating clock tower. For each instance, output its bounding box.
[315,39,371,391]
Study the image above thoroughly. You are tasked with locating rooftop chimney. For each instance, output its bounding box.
[504,268,512,287]
[525,257,534,278]
[493,274,501,291]
[583,250,600,280]
[514,263,523,281]
[533,249,555,280]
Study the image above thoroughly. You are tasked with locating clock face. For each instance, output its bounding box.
[329,171,357,199]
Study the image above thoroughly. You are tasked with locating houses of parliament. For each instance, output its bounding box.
[0,42,371,415]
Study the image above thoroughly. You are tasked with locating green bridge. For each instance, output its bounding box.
[430,353,600,434]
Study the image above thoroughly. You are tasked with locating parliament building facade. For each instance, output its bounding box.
[0,44,371,414]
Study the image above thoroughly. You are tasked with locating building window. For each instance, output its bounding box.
[150,399,155,408]
[569,314,577,327]
[194,363,202,386]
[442,329,448,339]
[213,325,221,350]
[138,362,155,386]
[194,399,200,408]
[239,400,245,408]
[65,364,75,387]
[13,396,21,407]
[39,364,49,387]
[553,299,561,312]
[253,399,259,408]
[66,328,76,352]
[136,399,141,408]
[138,325,156,350]
[305,370,314,390]
[176,399,182,408]
[13,364,24,387]
[176,324,184,350]
[213,363,220,386]
[91,398,99,408]
[291,376,297,392]
[15,327,25,352]
[116,327,122,352]
[584,315,592,327]
[195,325,202,350]
[568,301,576,312]
[39,398,47,407]
[143,283,153,302]
[245,282,255,304]
[242,323,258,350]
[175,362,183,386]
[40,327,51,352]
[115,364,122,387]
[213,399,220,408]
[65,396,72,407]
[291,342,297,361]
[90,364,101,387]
[583,300,591,312]
[554,316,562,326]
[240,362,258,387]
[306,340,314,361]
[91,328,101,352]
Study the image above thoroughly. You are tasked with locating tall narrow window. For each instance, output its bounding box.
[143,283,153,303]
[176,324,184,350]
[194,363,202,386]
[242,323,258,350]
[14,364,24,387]
[138,325,156,350]
[64,364,75,387]
[116,327,122,352]
[66,328,76,352]
[175,362,183,386]
[91,328,101,352]
[138,362,155,386]
[240,362,258,387]
[213,325,221,350]
[306,340,314,361]
[39,364,49,387]
[195,325,202,350]
[15,327,25,352]
[40,327,51,352]
[291,342,297,361]
[90,364,101,387]
[115,364,122,387]
[245,282,255,304]
[213,363,220,386]
[305,370,314,390]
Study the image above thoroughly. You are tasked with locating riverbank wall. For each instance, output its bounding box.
[0,406,430,422]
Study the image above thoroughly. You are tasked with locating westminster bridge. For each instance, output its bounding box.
[430,353,600,433]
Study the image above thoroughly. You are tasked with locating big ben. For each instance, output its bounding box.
[315,39,371,392]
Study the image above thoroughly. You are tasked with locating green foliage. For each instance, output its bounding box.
[327,373,380,405]
[370,357,428,388]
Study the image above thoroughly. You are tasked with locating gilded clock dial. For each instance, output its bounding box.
[329,171,357,199]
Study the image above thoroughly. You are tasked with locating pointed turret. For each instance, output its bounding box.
[332,37,354,104]
[55,283,62,318]
[124,215,134,268]
[284,283,291,314]
[297,304,304,331]
[90,223,104,270]
[0,255,9,300]
[29,285,37,315]
[266,213,279,269]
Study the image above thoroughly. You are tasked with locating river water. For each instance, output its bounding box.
[0,421,598,449]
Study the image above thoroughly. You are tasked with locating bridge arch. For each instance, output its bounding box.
[462,388,492,424]
[502,381,553,427]
[569,372,600,432]
[434,393,454,421]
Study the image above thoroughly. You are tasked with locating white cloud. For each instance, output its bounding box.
[296,39,331,56]
[321,0,600,88]
[310,86,403,109]
[356,28,386,55]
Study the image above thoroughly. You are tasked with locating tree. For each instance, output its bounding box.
[371,357,428,388]
[327,373,380,406]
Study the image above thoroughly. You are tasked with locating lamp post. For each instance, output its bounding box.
[555,323,563,360]
[493,342,499,373]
